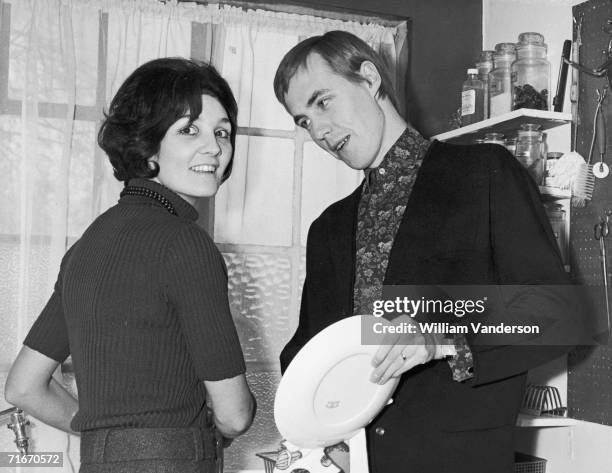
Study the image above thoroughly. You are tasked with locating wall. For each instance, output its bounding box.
[484,1,612,471]
[247,0,483,137]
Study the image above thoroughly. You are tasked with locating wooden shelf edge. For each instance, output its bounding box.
[432,110,572,144]
[516,413,579,427]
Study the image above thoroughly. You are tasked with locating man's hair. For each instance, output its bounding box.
[273,30,398,110]
[98,58,237,183]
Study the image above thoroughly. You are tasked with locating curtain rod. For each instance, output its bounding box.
[178,0,408,27]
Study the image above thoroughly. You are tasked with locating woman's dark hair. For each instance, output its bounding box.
[273,30,398,110]
[98,58,238,183]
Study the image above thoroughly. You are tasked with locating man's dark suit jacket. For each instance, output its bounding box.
[280,140,581,472]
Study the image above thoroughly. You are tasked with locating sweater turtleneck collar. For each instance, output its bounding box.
[120,178,199,222]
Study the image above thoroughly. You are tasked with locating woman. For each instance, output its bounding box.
[4,58,255,472]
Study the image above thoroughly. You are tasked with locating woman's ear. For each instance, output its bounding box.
[147,156,158,170]
[359,60,382,97]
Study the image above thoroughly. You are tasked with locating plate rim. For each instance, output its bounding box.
[274,315,399,447]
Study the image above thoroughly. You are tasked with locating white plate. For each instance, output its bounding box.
[274,315,399,448]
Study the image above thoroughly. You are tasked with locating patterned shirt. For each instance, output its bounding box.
[352,127,473,382]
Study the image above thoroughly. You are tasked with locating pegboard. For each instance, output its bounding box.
[567,0,612,426]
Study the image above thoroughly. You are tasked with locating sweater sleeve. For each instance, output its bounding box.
[23,254,71,363]
[164,224,246,381]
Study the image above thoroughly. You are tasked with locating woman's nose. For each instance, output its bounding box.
[198,133,221,156]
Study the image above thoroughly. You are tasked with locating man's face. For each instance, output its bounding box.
[284,53,385,170]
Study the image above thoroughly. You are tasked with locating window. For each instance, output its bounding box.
[0,2,407,469]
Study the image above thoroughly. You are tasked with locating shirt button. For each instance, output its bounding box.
[378,168,386,175]
[375,427,385,436]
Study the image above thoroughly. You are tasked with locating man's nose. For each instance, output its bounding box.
[312,120,331,142]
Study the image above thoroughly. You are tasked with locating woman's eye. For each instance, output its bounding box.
[178,124,199,136]
[215,128,230,139]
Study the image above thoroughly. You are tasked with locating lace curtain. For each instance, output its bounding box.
[0,1,407,470]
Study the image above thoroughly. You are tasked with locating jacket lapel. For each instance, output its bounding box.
[385,141,441,284]
[327,183,362,316]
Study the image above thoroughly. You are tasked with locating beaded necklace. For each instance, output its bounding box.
[120,186,177,216]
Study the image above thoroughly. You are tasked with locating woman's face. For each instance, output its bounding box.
[149,94,233,205]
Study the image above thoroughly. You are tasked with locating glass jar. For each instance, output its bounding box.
[544,202,568,264]
[483,132,505,145]
[515,123,546,184]
[489,43,516,117]
[511,32,551,111]
[505,137,517,156]
[476,50,494,118]
[540,132,548,166]
[461,68,485,125]
[544,151,563,186]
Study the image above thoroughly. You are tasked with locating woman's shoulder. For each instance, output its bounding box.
[163,222,227,282]
[167,220,217,252]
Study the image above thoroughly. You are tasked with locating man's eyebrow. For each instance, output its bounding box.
[307,89,328,107]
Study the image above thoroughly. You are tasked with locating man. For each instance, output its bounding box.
[274,31,581,472]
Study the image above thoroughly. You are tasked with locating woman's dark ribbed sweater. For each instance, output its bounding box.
[24,179,245,432]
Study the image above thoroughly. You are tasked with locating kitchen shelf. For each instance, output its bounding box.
[516,413,579,427]
[432,109,572,145]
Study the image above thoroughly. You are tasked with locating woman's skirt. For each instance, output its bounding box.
[79,425,222,473]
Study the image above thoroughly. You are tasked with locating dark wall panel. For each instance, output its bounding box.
[568,0,612,426]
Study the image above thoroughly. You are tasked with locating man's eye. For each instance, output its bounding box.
[178,124,199,136]
[318,97,330,108]
[216,128,230,139]
[298,118,311,130]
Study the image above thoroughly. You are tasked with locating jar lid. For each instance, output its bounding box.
[467,68,478,74]
[484,132,504,140]
[493,43,517,63]
[494,42,516,54]
[518,123,542,138]
[478,50,494,62]
[545,202,564,212]
[516,32,547,50]
[520,123,542,132]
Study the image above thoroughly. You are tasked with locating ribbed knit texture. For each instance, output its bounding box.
[24,179,246,432]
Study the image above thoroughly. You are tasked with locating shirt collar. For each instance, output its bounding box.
[364,127,430,192]
[122,178,199,222]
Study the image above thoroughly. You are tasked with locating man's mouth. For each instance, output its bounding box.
[189,164,218,174]
[334,135,350,152]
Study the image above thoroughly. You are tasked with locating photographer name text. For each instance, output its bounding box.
[372,321,540,335]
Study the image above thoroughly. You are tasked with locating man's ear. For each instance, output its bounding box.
[359,60,382,97]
